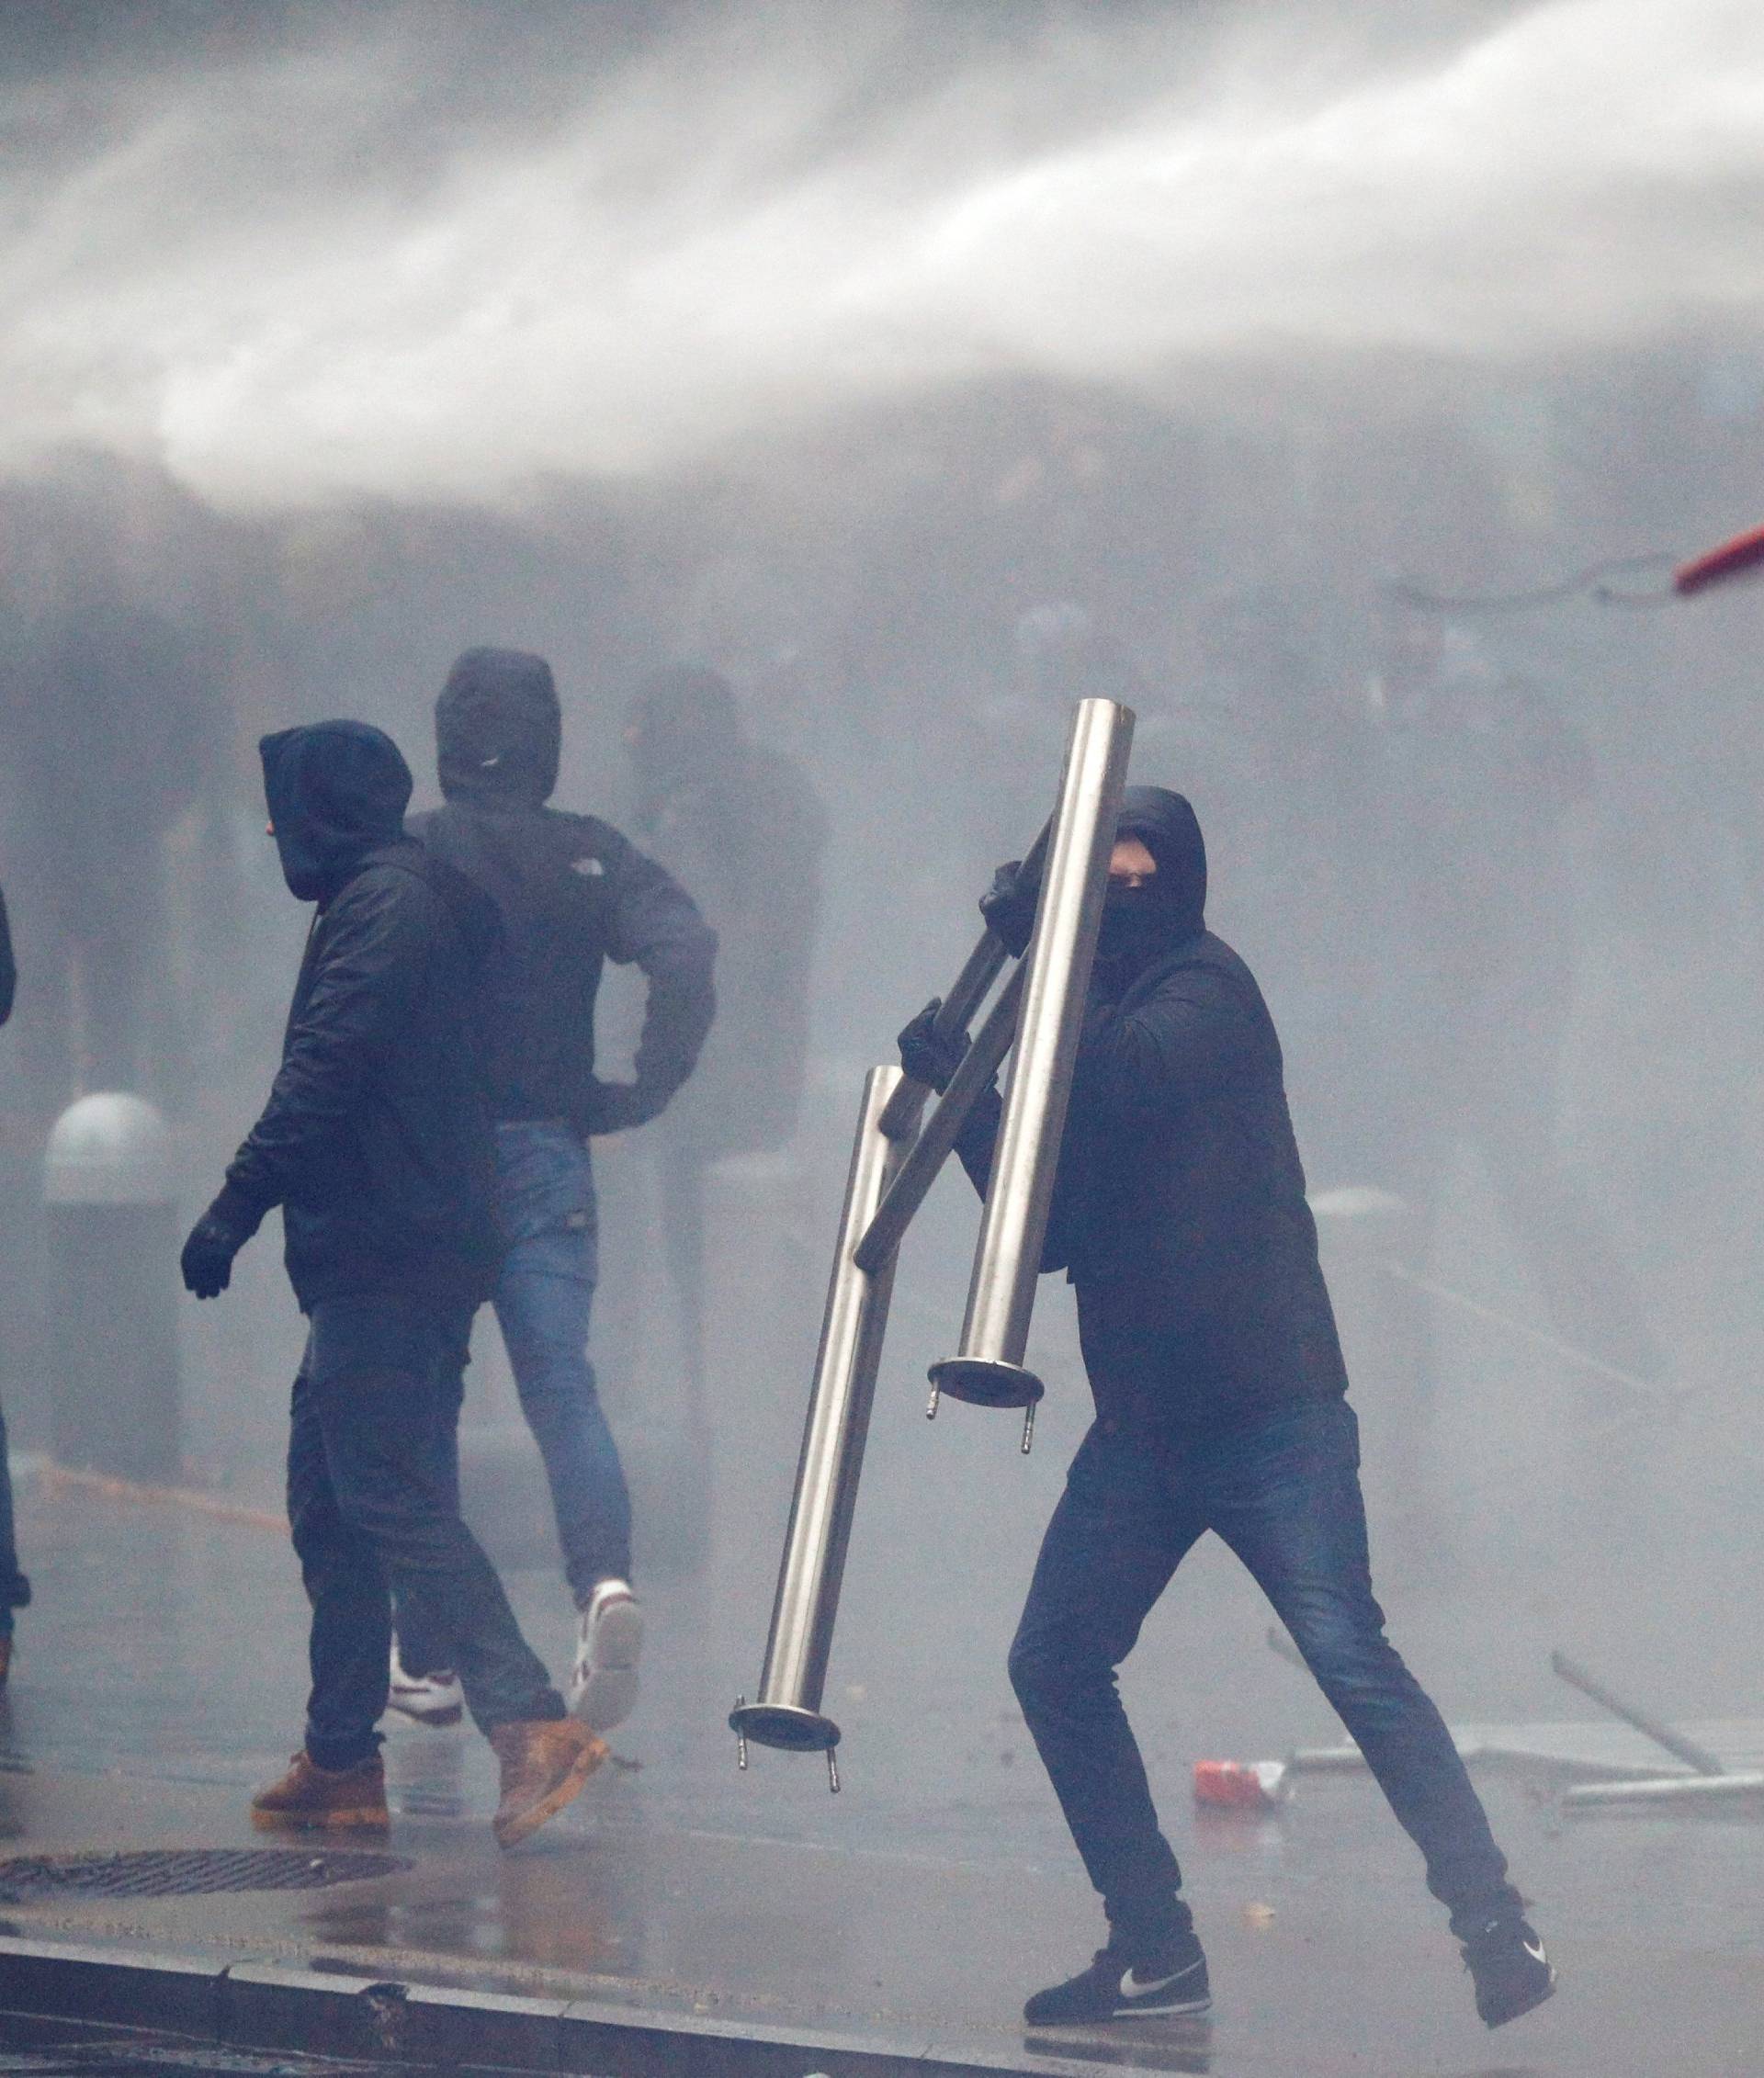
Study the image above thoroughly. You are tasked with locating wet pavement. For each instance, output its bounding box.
[0,1456,1762,2078]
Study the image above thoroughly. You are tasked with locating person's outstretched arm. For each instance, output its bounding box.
[589,831,718,1133]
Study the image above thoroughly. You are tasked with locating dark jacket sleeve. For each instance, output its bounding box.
[217,871,428,1232]
[951,1084,1002,1199]
[1067,966,1252,1125]
[601,830,718,1115]
[0,885,16,1028]
[944,964,1254,1274]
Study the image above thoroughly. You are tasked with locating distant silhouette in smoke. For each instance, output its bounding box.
[1364,601,1669,1430]
[625,664,827,1405]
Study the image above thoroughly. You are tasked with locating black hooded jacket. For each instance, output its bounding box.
[956,787,1348,1429]
[411,649,716,1134]
[215,721,501,1311]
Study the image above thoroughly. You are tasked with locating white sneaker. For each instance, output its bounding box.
[387,1641,464,1728]
[571,1580,642,1732]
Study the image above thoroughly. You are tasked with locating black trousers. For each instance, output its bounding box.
[1009,1400,1522,1950]
[0,1395,27,1635]
[287,1290,564,1769]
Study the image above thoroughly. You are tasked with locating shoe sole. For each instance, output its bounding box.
[251,1806,390,1834]
[1026,1995,1211,2026]
[387,1700,464,1728]
[492,1735,607,1850]
[571,1599,643,1733]
[1484,1967,1558,2029]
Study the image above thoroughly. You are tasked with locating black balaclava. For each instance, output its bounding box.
[435,648,561,808]
[1096,785,1207,972]
[261,720,413,904]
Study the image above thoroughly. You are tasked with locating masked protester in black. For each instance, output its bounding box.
[398,649,717,1733]
[181,721,605,1849]
[900,788,1554,2034]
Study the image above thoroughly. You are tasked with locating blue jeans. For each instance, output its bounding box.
[400,1121,631,1685]
[288,1291,565,1769]
[490,1123,632,1601]
[1008,1399,1522,1947]
[0,1396,27,1639]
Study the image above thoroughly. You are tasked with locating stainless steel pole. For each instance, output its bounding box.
[730,1066,910,1788]
[853,964,1023,1277]
[875,820,1052,1145]
[876,932,1008,1143]
[928,697,1133,1447]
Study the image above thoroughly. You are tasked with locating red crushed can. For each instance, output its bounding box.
[1193,1759,1289,1810]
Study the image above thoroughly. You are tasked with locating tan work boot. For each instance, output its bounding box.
[489,1718,606,1848]
[251,1751,390,1833]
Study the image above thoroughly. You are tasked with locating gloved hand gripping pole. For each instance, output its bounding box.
[928,696,1134,1451]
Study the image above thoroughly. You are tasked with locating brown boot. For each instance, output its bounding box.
[489,1718,606,1848]
[251,1751,390,1833]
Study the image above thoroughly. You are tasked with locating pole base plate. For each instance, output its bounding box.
[728,1701,842,1753]
[927,1359,1046,1409]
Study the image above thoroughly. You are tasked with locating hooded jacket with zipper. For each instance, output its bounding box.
[410,649,716,1136]
[214,720,501,1312]
[955,786,1348,1430]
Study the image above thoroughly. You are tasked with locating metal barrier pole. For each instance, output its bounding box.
[875,821,1052,1145]
[853,964,1023,1277]
[730,1066,910,1788]
[928,697,1133,1449]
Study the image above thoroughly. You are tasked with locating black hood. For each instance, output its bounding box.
[435,648,561,807]
[626,665,742,807]
[261,721,413,904]
[1100,786,1207,964]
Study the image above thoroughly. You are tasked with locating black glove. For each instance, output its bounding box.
[898,997,970,1094]
[580,1076,669,1136]
[978,858,1039,959]
[180,1191,253,1300]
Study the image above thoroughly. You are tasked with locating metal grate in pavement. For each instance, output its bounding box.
[0,1848,412,1903]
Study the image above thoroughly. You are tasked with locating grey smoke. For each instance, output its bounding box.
[3,0,1762,508]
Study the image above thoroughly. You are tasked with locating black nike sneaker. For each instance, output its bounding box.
[1023,1930,1211,2025]
[1461,1914,1557,2028]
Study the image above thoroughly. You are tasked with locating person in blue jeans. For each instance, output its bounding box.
[395,649,716,1734]
[900,786,1555,2033]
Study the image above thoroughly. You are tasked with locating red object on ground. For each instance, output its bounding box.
[1193,1759,1289,1810]
[1675,522,1764,595]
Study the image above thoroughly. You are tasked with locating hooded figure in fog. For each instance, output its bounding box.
[401,649,716,1728]
[180,719,605,1848]
[899,786,1554,2033]
[624,664,827,1406]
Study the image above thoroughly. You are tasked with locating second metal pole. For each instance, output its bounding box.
[730,1066,910,1779]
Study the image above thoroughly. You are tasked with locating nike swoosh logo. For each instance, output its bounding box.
[1118,1962,1197,2002]
[1523,1940,1547,1963]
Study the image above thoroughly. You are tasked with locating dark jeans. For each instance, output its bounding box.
[0,1396,28,1639]
[398,1124,632,1676]
[288,1291,565,1770]
[1008,1398,1521,1948]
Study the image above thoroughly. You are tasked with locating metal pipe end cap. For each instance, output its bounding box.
[926,1359,1046,1409]
[728,1703,842,1753]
